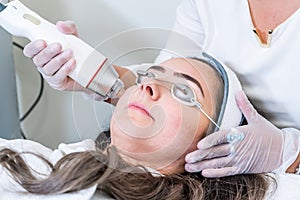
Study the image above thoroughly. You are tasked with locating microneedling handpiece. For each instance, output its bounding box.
[0,0,125,99]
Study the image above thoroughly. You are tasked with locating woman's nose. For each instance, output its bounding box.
[140,83,160,101]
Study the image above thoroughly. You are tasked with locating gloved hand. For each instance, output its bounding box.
[185,91,299,177]
[23,20,106,101]
[23,20,82,91]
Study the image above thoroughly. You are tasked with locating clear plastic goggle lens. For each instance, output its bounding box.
[171,84,197,106]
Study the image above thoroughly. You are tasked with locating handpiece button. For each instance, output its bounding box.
[23,13,41,25]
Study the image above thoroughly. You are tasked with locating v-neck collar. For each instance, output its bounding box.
[244,0,300,47]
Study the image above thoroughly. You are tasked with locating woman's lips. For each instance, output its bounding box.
[128,102,154,120]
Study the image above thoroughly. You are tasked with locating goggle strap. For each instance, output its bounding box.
[192,98,221,130]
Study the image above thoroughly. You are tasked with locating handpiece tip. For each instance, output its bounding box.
[115,87,125,99]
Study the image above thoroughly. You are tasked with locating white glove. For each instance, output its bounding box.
[23,20,79,91]
[23,21,105,100]
[185,91,300,177]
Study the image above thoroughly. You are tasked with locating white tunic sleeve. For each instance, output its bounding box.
[155,0,204,63]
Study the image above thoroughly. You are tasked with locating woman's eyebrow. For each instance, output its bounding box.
[174,72,205,97]
[147,65,204,97]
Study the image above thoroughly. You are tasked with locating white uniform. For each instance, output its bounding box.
[155,0,300,174]
[158,0,300,129]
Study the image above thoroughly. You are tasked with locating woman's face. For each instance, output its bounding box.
[110,58,220,174]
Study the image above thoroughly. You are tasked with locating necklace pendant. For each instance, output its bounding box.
[253,28,273,48]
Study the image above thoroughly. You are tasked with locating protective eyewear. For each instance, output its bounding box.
[135,68,220,129]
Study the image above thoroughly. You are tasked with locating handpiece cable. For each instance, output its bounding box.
[13,41,44,139]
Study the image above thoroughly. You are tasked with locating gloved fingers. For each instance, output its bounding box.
[197,129,231,149]
[23,40,47,58]
[56,20,79,37]
[235,91,259,123]
[185,144,230,163]
[32,43,62,68]
[201,166,240,178]
[51,58,76,82]
[41,49,73,76]
[44,58,76,91]
[185,156,231,173]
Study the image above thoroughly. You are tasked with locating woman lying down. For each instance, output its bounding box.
[0,53,299,200]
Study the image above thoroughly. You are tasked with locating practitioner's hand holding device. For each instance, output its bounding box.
[24,21,84,93]
[185,91,300,177]
[0,0,125,100]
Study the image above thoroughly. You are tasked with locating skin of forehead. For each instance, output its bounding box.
[159,58,219,83]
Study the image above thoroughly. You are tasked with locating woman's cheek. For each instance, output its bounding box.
[161,101,184,133]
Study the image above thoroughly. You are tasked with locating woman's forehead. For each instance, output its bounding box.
[159,58,215,81]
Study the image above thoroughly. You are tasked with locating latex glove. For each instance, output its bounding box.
[185,91,297,177]
[23,20,81,91]
[23,20,107,101]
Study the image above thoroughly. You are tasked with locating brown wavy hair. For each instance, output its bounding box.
[0,137,275,200]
